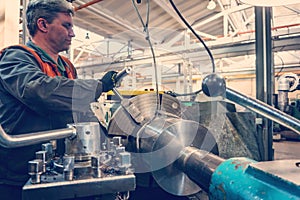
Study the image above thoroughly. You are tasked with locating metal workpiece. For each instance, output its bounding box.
[175,147,224,193]
[225,88,300,135]
[150,138,219,196]
[0,125,76,148]
[108,93,219,196]
[210,158,300,200]
[140,118,218,196]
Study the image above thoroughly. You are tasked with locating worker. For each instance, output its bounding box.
[0,0,116,199]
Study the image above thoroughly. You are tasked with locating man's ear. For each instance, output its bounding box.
[37,18,48,33]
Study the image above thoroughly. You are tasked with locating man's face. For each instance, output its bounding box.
[46,12,75,53]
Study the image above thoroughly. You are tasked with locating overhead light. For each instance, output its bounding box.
[85,32,90,40]
[240,0,299,7]
[207,0,216,10]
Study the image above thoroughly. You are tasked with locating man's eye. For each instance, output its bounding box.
[63,24,72,29]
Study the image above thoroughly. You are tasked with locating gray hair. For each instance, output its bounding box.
[26,0,74,36]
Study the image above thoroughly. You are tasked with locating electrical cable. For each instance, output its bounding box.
[168,0,216,73]
[132,0,161,152]
[132,0,216,100]
[274,53,285,80]
[165,89,202,97]
[132,0,160,113]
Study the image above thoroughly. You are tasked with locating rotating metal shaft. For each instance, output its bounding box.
[175,146,224,193]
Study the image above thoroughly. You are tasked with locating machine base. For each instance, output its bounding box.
[22,174,135,200]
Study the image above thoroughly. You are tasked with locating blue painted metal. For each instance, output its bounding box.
[209,157,300,200]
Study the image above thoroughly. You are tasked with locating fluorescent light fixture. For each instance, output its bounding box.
[240,0,299,7]
[207,0,216,10]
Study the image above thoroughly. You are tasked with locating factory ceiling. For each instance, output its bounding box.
[58,1,300,77]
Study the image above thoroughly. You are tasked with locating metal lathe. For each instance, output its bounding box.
[0,74,299,200]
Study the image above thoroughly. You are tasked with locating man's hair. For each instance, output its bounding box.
[26,0,74,37]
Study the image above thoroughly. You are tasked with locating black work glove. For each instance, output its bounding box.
[101,71,117,92]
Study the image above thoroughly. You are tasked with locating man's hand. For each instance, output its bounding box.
[101,71,117,92]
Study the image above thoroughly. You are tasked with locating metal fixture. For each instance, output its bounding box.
[207,0,216,10]
[22,122,135,200]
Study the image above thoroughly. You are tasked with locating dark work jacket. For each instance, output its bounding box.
[0,42,103,186]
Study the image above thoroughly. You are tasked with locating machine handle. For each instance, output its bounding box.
[114,66,132,84]
[0,125,76,148]
[112,66,132,100]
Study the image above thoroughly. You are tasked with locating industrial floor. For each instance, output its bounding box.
[273,139,300,160]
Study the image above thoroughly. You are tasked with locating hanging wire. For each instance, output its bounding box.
[131,0,161,151]
[274,53,285,80]
[168,0,216,73]
[165,89,202,97]
[132,0,160,113]
[132,0,216,100]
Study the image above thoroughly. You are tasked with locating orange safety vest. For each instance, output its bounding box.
[0,45,77,79]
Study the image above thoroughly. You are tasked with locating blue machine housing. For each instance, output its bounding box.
[210,158,300,199]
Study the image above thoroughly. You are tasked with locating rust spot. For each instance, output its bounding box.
[234,164,239,170]
[231,160,251,170]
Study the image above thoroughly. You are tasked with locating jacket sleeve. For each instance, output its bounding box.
[0,47,104,116]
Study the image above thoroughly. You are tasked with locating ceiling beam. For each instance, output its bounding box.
[74,0,143,38]
[192,4,253,29]
[152,0,187,28]
[75,35,300,75]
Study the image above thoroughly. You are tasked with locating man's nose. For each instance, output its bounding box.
[69,29,75,37]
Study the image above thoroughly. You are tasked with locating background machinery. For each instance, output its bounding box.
[274,72,300,140]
